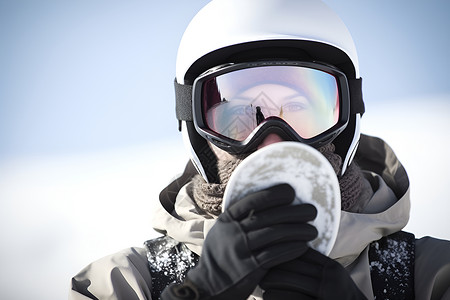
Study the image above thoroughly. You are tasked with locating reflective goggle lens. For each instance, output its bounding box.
[198,64,341,142]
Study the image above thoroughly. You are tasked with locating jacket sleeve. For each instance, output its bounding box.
[69,247,152,300]
[415,237,450,300]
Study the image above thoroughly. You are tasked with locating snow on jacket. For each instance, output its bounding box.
[69,134,450,299]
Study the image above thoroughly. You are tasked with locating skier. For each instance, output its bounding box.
[69,0,450,299]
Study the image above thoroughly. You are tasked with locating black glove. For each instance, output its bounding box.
[161,184,318,300]
[260,248,367,300]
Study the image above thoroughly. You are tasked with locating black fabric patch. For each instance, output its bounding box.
[144,236,199,300]
[369,231,415,300]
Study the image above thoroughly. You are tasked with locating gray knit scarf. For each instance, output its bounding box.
[189,143,364,215]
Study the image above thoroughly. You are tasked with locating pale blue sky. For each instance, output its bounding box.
[1,0,449,159]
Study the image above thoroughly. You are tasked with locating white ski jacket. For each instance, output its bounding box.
[69,134,450,300]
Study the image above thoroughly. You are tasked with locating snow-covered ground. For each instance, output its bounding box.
[0,139,188,299]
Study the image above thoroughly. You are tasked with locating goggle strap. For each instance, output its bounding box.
[348,78,365,115]
[174,79,193,121]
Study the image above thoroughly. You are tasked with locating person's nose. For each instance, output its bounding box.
[257,133,284,150]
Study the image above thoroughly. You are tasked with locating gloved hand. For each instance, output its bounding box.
[260,248,367,300]
[161,184,318,300]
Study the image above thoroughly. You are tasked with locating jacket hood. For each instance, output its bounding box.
[152,134,411,263]
[329,134,410,265]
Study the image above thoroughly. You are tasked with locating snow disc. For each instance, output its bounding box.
[222,141,341,256]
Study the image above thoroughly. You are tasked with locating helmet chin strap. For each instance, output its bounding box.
[182,121,220,184]
[341,114,361,176]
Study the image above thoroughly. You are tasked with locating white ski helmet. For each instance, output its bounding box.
[175,0,364,183]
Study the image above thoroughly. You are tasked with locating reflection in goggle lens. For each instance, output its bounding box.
[202,66,340,141]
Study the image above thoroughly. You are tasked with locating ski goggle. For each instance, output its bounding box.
[192,61,350,153]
